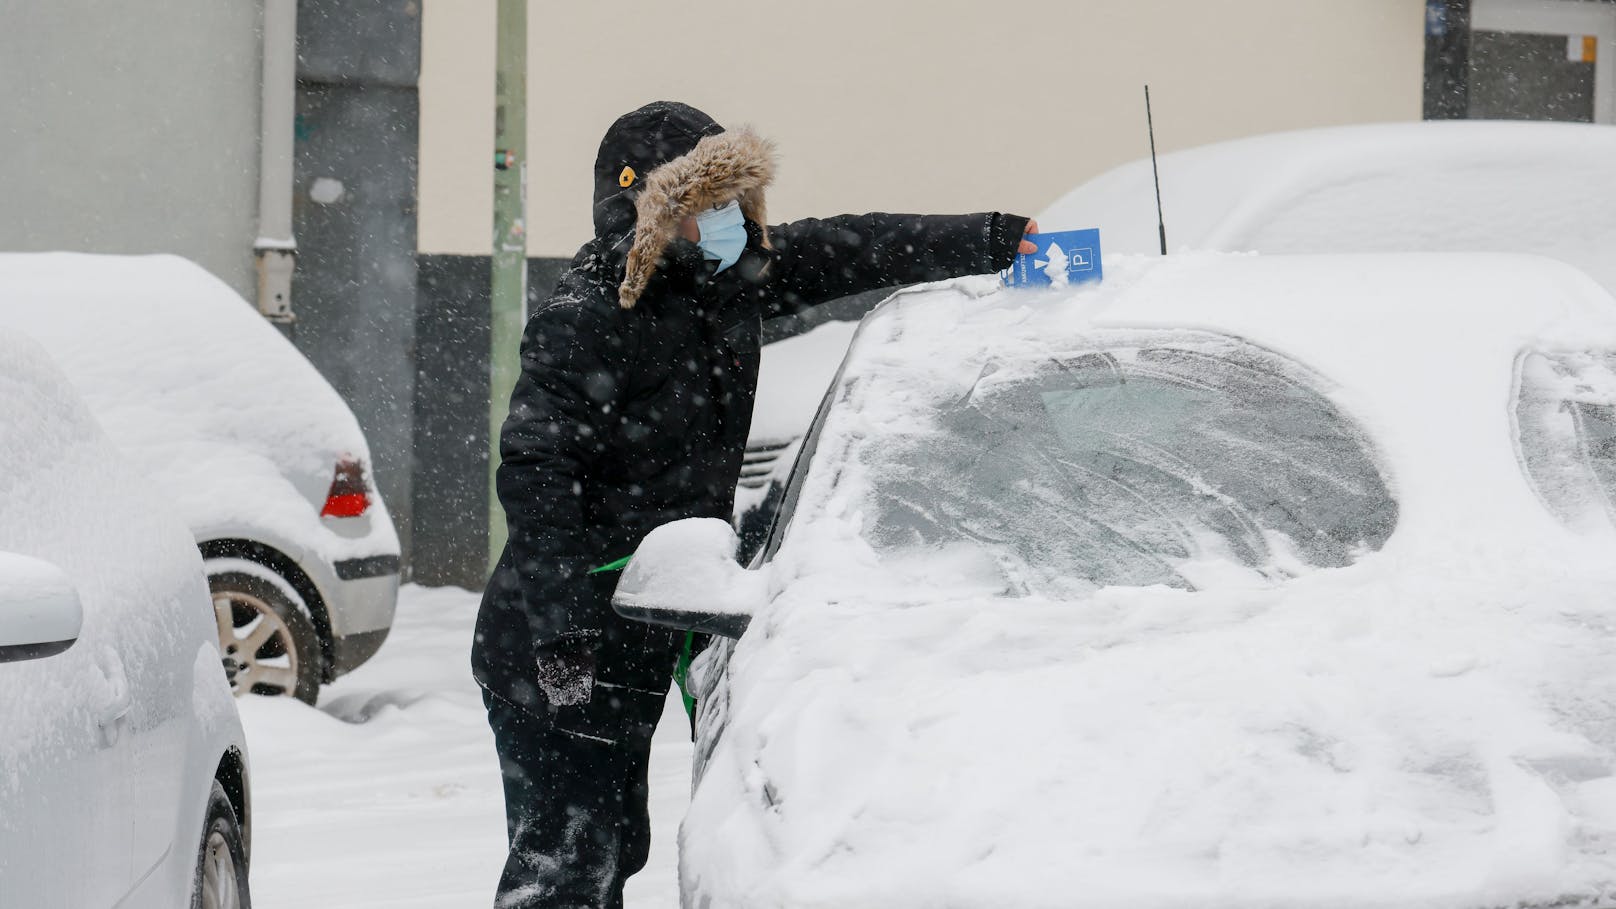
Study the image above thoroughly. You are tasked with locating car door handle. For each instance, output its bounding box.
[97,651,132,748]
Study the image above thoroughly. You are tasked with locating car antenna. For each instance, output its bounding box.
[1145,84,1167,256]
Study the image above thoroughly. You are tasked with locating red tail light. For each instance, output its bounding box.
[321,455,371,518]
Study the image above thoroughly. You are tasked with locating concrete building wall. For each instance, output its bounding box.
[418,0,1426,258]
[0,0,263,297]
[293,0,422,570]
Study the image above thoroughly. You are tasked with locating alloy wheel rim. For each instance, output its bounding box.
[201,829,241,909]
[214,589,299,697]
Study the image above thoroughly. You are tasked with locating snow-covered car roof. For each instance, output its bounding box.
[0,253,383,546]
[1038,121,1616,296]
[686,253,1616,908]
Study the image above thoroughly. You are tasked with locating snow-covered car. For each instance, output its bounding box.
[1040,120,1616,295]
[615,253,1616,907]
[0,253,400,704]
[0,329,251,907]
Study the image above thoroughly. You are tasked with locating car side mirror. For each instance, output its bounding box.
[611,518,768,638]
[0,553,84,663]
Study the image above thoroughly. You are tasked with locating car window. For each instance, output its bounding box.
[777,331,1398,594]
[759,362,845,564]
[1514,350,1616,532]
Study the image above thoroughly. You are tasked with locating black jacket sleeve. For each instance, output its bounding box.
[495,298,622,645]
[755,211,1029,320]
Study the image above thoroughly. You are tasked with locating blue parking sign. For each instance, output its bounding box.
[1001,228,1103,288]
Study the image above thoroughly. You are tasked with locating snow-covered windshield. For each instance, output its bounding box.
[1515,349,1616,533]
[783,331,1398,593]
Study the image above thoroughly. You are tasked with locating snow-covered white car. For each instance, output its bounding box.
[0,253,400,704]
[0,329,251,907]
[1040,120,1616,295]
[616,253,1616,908]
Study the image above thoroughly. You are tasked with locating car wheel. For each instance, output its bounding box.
[208,567,322,704]
[191,780,251,909]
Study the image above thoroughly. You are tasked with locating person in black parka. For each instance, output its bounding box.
[473,100,1033,908]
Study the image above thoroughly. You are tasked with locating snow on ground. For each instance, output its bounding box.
[239,583,689,908]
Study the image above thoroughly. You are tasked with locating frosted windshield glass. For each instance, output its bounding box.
[852,338,1398,593]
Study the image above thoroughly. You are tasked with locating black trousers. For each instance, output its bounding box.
[482,647,672,909]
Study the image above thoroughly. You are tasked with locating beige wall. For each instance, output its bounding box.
[419,0,1425,258]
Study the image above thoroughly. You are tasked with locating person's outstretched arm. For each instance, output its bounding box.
[754,211,1032,320]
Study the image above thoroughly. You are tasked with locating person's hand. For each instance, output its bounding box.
[535,642,596,706]
[1019,219,1039,255]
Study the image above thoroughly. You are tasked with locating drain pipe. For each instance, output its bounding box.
[254,0,297,323]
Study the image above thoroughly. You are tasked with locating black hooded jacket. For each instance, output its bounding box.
[473,101,1028,710]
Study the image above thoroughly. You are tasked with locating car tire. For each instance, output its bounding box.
[191,780,251,909]
[208,566,322,705]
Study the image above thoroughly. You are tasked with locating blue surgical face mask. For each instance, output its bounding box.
[694,200,747,273]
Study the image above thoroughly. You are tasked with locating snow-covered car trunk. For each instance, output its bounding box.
[0,253,396,564]
[642,253,1616,908]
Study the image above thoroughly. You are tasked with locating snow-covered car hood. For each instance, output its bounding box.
[0,253,396,557]
[1038,121,1616,299]
[682,253,1616,908]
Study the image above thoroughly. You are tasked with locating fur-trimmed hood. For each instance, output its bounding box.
[619,129,775,308]
[589,102,777,309]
